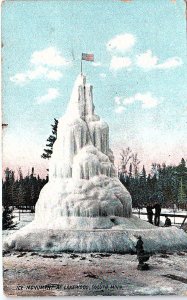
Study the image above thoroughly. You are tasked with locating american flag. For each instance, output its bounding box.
[82,53,94,62]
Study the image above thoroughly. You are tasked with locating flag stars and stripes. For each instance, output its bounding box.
[82,53,94,62]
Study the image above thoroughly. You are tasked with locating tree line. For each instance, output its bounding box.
[41,119,187,210]
[2,167,48,209]
[3,119,186,230]
[3,119,187,211]
[119,148,187,209]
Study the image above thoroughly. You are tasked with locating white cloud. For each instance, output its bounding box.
[137,92,159,108]
[10,66,48,85]
[110,56,132,71]
[30,47,69,67]
[92,61,102,67]
[115,106,126,114]
[114,92,159,112]
[114,96,121,105]
[156,57,183,69]
[36,88,60,104]
[136,50,158,70]
[10,72,29,85]
[123,96,135,105]
[99,73,106,78]
[107,33,136,53]
[46,70,63,80]
[123,92,159,108]
[27,66,48,80]
[10,66,63,85]
[136,50,182,70]
[10,47,68,85]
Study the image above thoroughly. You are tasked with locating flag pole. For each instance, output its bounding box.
[81,55,83,75]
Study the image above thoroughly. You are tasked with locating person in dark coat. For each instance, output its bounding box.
[146,204,153,224]
[164,216,172,227]
[135,236,150,270]
[135,236,144,255]
[154,202,161,226]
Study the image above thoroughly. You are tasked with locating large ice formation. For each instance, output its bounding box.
[4,74,187,253]
[35,73,132,227]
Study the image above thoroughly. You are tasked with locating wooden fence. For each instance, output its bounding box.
[133,211,187,227]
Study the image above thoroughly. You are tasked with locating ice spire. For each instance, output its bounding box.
[49,73,111,180]
[66,73,94,119]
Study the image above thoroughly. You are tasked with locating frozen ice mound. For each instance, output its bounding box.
[34,174,132,223]
[4,73,187,253]
[4,216,187,253]
[35,73,132,221]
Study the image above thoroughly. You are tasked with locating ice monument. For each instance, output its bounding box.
[4,74,187,253]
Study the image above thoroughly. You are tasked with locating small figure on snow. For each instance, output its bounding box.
[135,236,150,270]
[153,202,161,226]
[135,236,144,254]
[164,215,172,227]
[146,203,153,224]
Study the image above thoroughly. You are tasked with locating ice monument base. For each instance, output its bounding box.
[4,216,187,253]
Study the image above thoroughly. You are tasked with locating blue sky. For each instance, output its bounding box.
[2,0,187,176]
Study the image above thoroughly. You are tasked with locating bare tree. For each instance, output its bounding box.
[120,147,133,171]
[151,163,161,179]
[132,153,140,177]
[17,167,23,181]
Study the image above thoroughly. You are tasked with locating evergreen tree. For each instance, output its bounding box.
[146,174,153,203]
[11,181,19,207]
[180,158,186,168]
[140,165,146,179]
[2,168,15,207]
[41,118,58,159]
[2,206,17,230]
[30,167,35,178]
[119,155,186,209]
[2,166,48,214]
[18,167,23,181]
[178,177,187,208]
[18,183,27,207]
[30,184,37,211]
[174,158,187,208]
[139,165,148,205]
[128,163,132,178]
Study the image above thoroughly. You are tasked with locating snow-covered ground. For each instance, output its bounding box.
[9,207,187,230]
[3,250,187,296]
[3,207,186,239]
[3,209,187,296]
[132,208,187,226]
[2,211,35,238]
[3,209,187,254]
